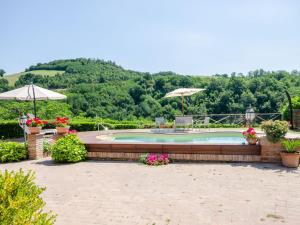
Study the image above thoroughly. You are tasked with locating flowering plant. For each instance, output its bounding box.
[139,153,170,166]
[26,118,48,127]
[242,127,257,139]
[261,120,289,143]
[68,130,77,134]
[53,117,69,127]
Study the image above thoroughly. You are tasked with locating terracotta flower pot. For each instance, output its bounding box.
[247,138,257,145]
[280,152,300,168]
[56,126,70,134]
[28,126,41,135]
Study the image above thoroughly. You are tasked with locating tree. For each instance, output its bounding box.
[0,69,5,77]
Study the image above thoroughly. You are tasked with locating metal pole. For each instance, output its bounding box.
[32,84,37,118]
[182,95,184,115]
[285,90,294,129]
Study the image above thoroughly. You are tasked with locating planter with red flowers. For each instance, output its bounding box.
[242,127,258,145]
[53,117,70,134]
[26,118,48,134]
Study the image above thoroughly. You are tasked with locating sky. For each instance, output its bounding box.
[1,0,300,75]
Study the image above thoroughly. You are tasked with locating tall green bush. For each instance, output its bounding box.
[0,142,27,163]
[51,134,87,163]
[0,170,56,225]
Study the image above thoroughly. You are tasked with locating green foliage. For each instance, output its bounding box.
[5,70,64,86]
[2,59,298,121]
[261,120,289,143]
[0,120,23,139]
[0,170,56,225]
[0,69,5,77]
[139,153,149,164]
[282,96,300,120]
[281,139,300,153]
[51,134,87,163]
[0,142,27,163]
[0,100,72,120]
[113,124,139,129]
[43,141,52,154]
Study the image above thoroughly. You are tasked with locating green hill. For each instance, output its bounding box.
[4,70,65,85]
[0,58,299,121]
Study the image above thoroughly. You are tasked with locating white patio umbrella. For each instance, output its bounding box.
[164,88,205,115]
[0,84,67,117]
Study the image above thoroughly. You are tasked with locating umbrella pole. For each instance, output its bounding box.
[32,84,37,118]
[182,95,184,115]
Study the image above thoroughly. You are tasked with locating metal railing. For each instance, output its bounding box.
[189,113,282,127]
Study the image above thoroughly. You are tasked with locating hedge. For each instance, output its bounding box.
[0,142,27,163]
[0,120,24,139]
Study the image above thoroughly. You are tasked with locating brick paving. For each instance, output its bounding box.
[1,159,300,225]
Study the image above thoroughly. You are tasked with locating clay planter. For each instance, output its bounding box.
[28,127,42,135]
[56,126,70,134]
[247,138,257,145]
[280,152,300,168]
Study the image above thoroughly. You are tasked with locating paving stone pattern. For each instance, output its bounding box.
[1,159,300,225]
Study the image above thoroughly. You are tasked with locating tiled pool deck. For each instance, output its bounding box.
[1,159,299,225]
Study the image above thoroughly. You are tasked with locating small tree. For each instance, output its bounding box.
[0,69,5,77]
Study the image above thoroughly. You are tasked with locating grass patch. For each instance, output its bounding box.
[4,70,65,85]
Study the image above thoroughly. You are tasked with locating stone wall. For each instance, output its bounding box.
[87,152,261,162]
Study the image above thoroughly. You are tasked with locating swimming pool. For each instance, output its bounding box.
[110,132,246,144]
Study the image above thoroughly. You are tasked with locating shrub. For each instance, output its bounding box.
[51,134,87,163]
[0,142,27,163]
[261,120,289,143]
[113,124,139,129]
[70,121,99,131]
[0,120,23,139]
[0,170,56,225]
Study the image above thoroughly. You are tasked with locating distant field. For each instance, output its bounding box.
[4,70,65,85]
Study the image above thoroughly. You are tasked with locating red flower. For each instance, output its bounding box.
[53,117,69,127]
[68,130,77,134]
[26,119,33,126]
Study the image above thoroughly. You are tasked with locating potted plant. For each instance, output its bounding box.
[26,118,48,134]
[242,127,258,145]
[53,117,70,134]
[261,120,289,143]
[280,139,300,168]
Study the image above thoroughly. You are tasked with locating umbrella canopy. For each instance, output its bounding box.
[164,88,205,115]
[0,84,66,100]
[165,88,205,98]
[0,84,67,117]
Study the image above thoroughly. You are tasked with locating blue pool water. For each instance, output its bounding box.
[112,132,246,144]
